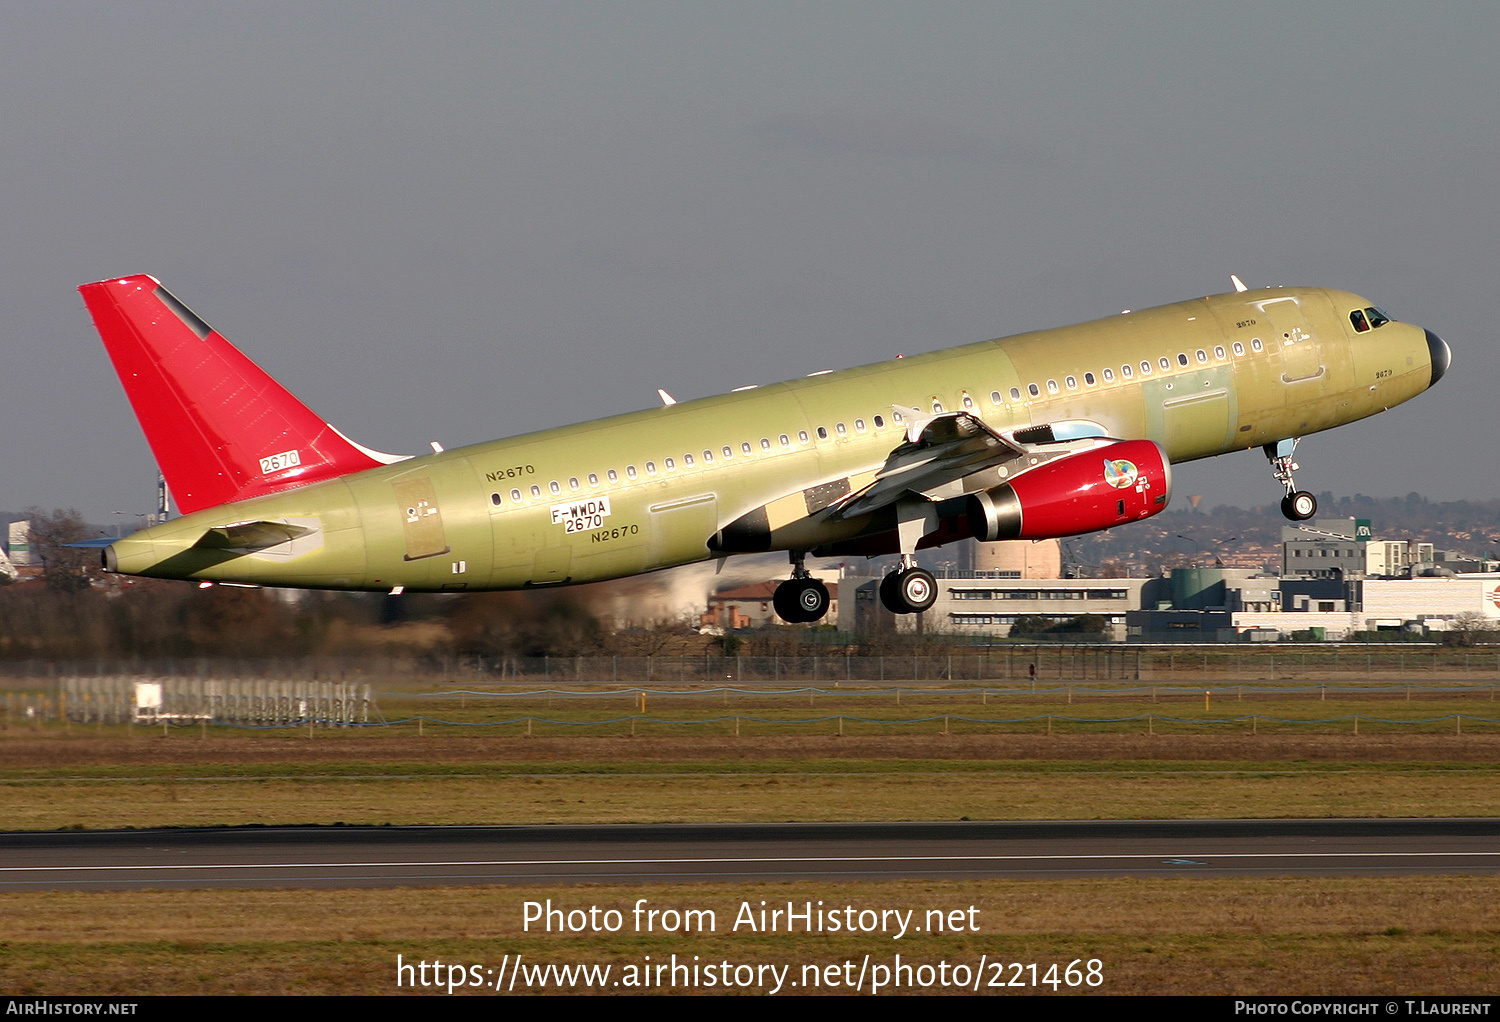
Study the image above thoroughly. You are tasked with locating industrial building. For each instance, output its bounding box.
[708,526,1500,641]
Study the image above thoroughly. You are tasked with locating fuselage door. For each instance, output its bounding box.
[649,493,718,567]
[1258,297,1324,383]
[392,477,451,561]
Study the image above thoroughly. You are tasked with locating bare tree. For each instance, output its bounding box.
[22,507,94,592]
[1445,611,1494,648]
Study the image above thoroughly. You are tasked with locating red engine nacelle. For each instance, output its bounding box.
[968,439,1172,541]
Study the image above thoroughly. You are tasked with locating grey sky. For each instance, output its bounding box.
[2,2,1493,520]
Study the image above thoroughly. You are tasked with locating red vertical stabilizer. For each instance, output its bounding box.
[80,275,401,514]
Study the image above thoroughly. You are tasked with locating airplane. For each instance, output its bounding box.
[79,274,1450,623]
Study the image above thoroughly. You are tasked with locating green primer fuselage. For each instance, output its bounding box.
[107,286,1438,591]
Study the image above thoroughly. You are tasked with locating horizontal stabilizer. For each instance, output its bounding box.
[79,275,405,514]
[63,537,118,549]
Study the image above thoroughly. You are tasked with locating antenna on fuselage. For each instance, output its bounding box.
[1231,274,1249,293]
[657,389,677,406]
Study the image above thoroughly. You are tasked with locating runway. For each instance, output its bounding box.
[2,818,1498,890]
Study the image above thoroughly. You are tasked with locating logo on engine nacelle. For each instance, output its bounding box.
[1103,459,1139,489]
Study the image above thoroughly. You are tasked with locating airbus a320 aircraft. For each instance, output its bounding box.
[79,275,1449,623]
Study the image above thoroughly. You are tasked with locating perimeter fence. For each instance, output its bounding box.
[4,675,1500,736]
[0,645,1497,688]
[2,645,1498,731]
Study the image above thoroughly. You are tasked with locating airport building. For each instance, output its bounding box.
[703,523,1499,641]
[703,579,843,629]
[837,573,1158,640]
[1281,516,1453,580]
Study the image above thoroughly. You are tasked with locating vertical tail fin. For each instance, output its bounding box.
[80,275,405,515]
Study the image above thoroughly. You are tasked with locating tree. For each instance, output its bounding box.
[22,507,95,592]
[1444,612,1495,648]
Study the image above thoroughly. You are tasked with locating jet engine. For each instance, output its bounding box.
[967,439,1172,541]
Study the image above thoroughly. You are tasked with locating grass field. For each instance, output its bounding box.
[3,682,1498,995]
[2,878,1497,995]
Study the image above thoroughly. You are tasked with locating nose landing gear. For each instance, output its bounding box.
[1265,438,1318,521]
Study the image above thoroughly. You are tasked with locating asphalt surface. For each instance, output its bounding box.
[2,818,1499,890]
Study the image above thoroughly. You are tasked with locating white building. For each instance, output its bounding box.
[841,575,1155,639]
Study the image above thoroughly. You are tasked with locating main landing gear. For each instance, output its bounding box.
[1265,438,1318,522]
[878,497,940,615]
[773,551,830,623]
[879,559,938,615]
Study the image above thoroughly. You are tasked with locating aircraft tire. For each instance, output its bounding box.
[881,568,937,614]
[879,572,903,614]
[1282,491,1318,521]
[773,577,829,623]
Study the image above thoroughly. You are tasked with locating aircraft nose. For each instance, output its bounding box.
[1425,329,1451,386]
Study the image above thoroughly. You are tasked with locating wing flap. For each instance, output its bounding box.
[827,410,1022,520]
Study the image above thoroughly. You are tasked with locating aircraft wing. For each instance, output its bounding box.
[825,408,1025,520]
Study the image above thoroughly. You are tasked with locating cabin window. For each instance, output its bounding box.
[626,465,637,479]
[817,426,828,440]
[741,442,752,455]
[990,390,1002,405]
[1083,373,1095,386]
[1046,379,1059,394]
[892,411,904,422]
[1102,368,1115,382]
[1233,341,1244,356]
[587,473,598,486]
[490,492,501,506]
[1196,349,1208,363]
[1159,357,1170,370]
[530,484,541,498]
[549,480,561,495]
[855,419,866,432]
[702,450,713,463]
[836,422,847,435]
[664,457,675,470]
[568,477,579,491]
[962,394,974,409]
[779,434,790,447]
[873,415,885,428]
[511,488,522,502]
[722,446,733,459]
[1140,361,1151,376]
[798,430,809,443]
[683,454,694,466]
[1215,345,1226,359]
[645,462,656,475]
[1251,338,1263,351]
[1027,383,1040,397]
[1010,387,1021,400]
[1121,365,1132,379]
[1177,353,1189,366]
[760,438,771,451]
[607,469,618,482]
[1064,376,1076,390]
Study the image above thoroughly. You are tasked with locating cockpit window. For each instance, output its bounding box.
[1366,307,1391,328]
[1350,309,1370,332]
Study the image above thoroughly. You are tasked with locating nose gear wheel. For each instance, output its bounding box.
[1265,439,1318,522]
